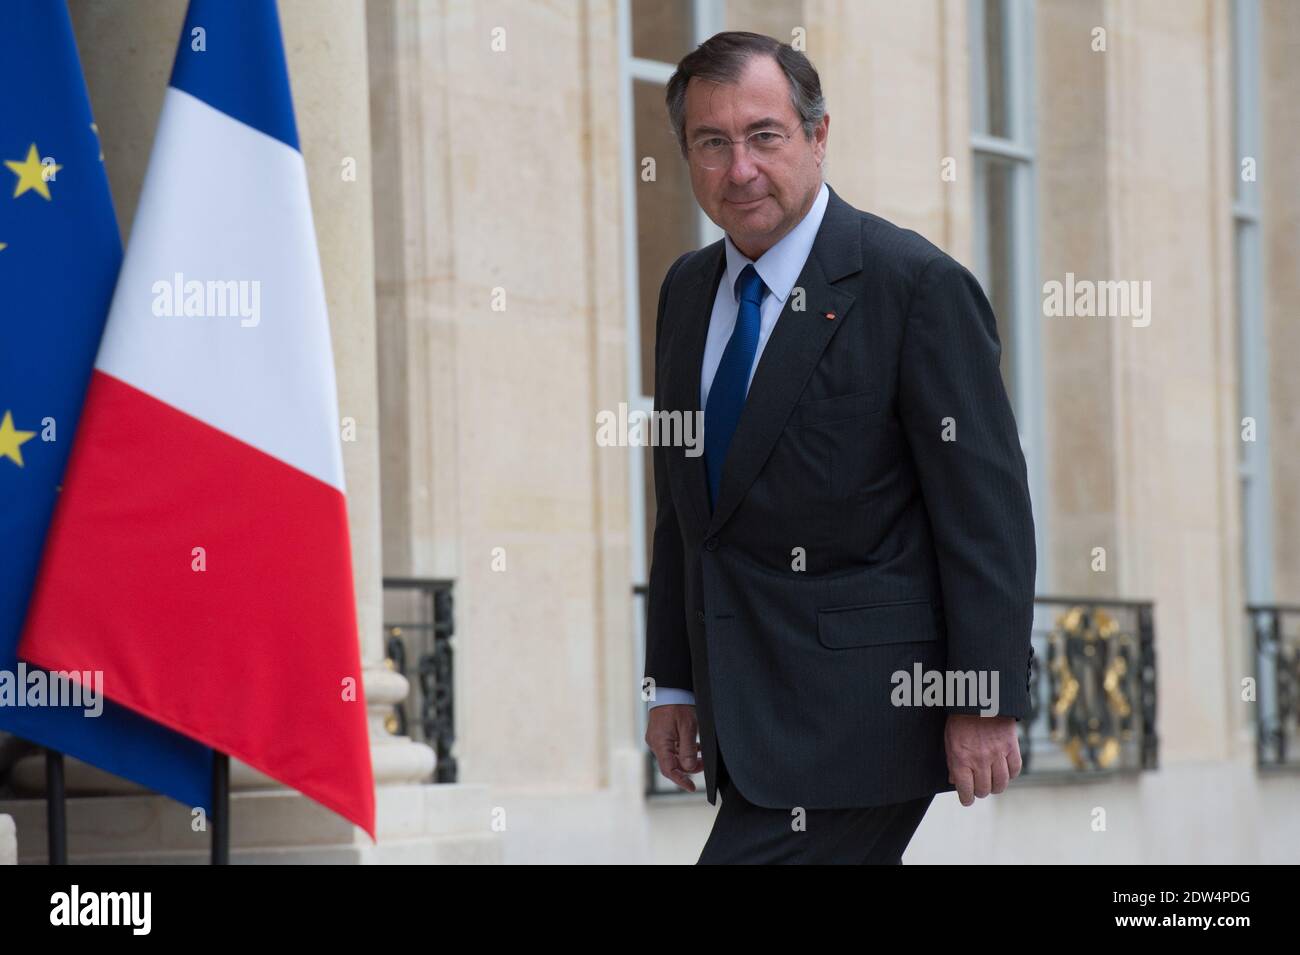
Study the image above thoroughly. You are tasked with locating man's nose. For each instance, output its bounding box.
[725,144,759,183]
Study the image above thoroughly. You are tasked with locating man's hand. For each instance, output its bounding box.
[944,713,1022,806]
[646,704,702,792]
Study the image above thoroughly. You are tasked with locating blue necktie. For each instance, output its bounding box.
[704,263,766,510]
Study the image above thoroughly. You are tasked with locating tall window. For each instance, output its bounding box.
[969,0,1047,592]
[1232,0,1273,605]
[619,0,722,591]
[620,0,724,795]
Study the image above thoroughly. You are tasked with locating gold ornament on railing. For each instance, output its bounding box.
[1048,606,1136,770]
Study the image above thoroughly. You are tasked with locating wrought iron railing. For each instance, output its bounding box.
[383,578,456,783]
[1248,604,1300,770]
[636,587,1159,796]
[1024,596,1158,778]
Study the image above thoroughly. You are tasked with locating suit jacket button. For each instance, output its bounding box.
[697,610,706,622]
[704,537,719,551]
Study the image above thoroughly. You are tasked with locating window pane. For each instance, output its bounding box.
[973,153,1017,406]
[1235,221,1254,471]
[975,0,1012,139]
[634,78,697,397]
[632,0,693,63]
[1231,0,1260,207]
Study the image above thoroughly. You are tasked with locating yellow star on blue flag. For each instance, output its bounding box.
[5,143,61,199]
[0,410,37,466]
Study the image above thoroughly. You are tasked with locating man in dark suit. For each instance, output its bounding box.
[642,32,1036,864]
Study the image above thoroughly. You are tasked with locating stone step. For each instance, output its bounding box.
[0,783,502,864]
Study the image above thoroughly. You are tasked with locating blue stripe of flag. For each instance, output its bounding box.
[169,0,301,151]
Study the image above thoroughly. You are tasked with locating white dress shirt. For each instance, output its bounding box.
[649,181,830,711]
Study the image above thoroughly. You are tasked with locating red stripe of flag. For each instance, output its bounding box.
[20,370,375,837]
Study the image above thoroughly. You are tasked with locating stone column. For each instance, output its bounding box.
[364,0,639,801]
[1092,0,1245,761]
[1038,0,1121,597]
[279,0,435,787]
[1261,0,1300,599]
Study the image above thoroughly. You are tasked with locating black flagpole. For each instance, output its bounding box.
[211,750,229,864]
[45,748,67,864]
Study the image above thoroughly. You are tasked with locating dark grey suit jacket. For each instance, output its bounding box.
[644,182,1036,809]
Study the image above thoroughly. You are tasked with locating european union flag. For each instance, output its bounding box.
[0,2,211,811]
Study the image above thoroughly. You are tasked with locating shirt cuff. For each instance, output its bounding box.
[647,687,696,709]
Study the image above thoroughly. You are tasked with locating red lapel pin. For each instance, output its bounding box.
[824,311,836,320]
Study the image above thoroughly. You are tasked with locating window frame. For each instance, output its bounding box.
[619,0,722,589]
[1232,0,1274,605]
[969,0,1049,595]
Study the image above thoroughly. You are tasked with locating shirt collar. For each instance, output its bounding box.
[722,181,830,306]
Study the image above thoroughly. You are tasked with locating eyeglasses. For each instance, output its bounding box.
[687,128,796,170]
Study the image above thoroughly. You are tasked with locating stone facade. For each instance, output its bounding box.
[0,0,1295,864]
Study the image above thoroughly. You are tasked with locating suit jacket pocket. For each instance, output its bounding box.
[791,388,879,428]
[816,598,938,649]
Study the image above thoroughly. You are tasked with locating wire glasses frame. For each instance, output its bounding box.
[687,127,797,170]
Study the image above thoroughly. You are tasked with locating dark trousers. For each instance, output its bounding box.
[697,741,934,865]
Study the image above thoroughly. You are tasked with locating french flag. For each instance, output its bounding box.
[20,0,376,837]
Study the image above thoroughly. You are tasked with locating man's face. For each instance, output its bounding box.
[682,54,828,259]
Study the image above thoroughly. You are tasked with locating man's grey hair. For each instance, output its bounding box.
[665,31,826,158]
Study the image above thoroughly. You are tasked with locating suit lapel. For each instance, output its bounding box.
[708,184,864,536]
[664,183,865,539]
[668,246,724,535]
